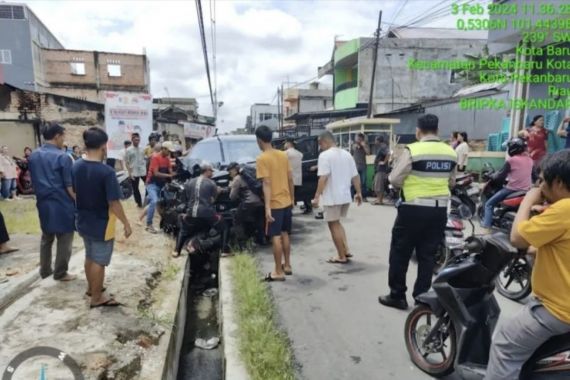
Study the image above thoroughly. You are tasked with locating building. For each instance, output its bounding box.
[153,97,214,147]
[487,0,569,149]
[318,28,487,115]
[35,48,149,103]
[0,2,150,103]
[0,2,63,91]
[0,83,104,153]
[248,103,278,133]
[282,81,333,133]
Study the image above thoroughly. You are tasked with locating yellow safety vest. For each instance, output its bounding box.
[402,140,457,202]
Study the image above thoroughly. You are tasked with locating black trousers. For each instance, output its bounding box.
[388,204,447,300]
[130,176,146,207]
[175,214,229,254]
[0,211,9,244]
[234,203,265,245]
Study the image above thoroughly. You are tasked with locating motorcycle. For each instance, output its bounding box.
[405,231,570,379]
[453,172,479,216]
[433,197,475,274]
[476,162,533,301]
[14,157,33,195]
[477,163,527,232]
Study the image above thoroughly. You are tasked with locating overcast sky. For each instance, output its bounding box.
[24,0,463,133]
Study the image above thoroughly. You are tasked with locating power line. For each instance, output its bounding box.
[390,0,408,26]
[195,0,215,115]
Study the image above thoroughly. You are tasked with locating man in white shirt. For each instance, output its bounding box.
[284,138,304,210]
[312,131,362,264]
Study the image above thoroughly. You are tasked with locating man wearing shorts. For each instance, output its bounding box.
[73,127,132,308]
[313,131,362,264]
[255,126,294,282]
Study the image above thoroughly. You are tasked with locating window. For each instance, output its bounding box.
[0,50,12,65]
[107,62,121,77]
[70,61,85,75]
[0,5,24,19]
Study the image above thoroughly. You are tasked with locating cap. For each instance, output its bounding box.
[161,141,176,152]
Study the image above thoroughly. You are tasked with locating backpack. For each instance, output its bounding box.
[239,165,263,198]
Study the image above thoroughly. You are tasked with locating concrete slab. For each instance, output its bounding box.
[220,257,250,380]
[0,205,188,380]
[257,205,523,380]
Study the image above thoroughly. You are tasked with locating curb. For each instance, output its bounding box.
[220,257,250,380]
[0,270,41,310]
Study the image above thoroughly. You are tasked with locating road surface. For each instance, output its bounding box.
[257,203,523,380]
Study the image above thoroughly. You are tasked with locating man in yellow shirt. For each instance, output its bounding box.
[255,126,294,282]
[485,149,570,380]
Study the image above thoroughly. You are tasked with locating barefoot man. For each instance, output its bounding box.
[312,131,362,264]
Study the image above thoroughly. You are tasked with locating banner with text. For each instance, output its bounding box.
[182,122,215,139]
[105,92,152,159]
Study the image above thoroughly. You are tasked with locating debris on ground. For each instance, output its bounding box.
[195,337,220,350]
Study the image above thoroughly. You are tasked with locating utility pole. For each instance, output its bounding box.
[367,10,382,119]
[280,83,284,135]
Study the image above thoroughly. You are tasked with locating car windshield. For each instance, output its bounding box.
[187,138,259,165]
[223,140,260,164]
[188,140,222,164]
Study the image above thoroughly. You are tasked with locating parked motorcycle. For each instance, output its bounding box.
[405,232,570,379]
[433,198,474,274]
[14,157,33,195]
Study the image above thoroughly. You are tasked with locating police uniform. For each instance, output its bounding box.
[386,135,457,302]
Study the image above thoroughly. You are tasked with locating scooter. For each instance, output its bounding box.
[404,229,570,379]
[477,163,527,232]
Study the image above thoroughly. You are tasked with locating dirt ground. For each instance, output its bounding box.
[0,200,186,379]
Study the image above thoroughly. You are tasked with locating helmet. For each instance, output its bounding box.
[507,138,526,156]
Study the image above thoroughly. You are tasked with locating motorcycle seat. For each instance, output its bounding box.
[505,190,526,200]
[486,232,518,254]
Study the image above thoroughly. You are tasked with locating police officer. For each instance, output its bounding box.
[379,114,457,310]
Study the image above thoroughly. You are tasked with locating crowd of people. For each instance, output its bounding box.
[0,111,569,377]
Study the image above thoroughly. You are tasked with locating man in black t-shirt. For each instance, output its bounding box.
[73,127,132,308]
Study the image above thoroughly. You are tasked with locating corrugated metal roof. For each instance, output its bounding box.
[388,27,487,40]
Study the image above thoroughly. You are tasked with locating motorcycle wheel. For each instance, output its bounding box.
[405,305,456,378]
[495,257,532,301]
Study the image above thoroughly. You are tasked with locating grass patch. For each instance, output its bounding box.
[0,198,41,235]
[232,254,295,380]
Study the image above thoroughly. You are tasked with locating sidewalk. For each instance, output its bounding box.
[0,204,187,379]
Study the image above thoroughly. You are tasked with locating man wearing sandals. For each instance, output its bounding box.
[312,131,362,264]
[255,126,295,282]
[73,127,132,308]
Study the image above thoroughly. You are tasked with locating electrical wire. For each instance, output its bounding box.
[390,0,408,26]
[195,0,215,115]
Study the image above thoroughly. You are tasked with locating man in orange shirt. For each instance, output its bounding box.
[255,126,294,282]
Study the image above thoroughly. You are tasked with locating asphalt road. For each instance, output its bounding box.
[257,203,524,380]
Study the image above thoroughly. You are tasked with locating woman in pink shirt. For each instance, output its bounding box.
[481,138,534,230]
[520,115,548,167]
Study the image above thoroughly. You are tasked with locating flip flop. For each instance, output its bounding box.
[262,273,285,282]
[346,253,353,258]
[0,248,19,255]
[85,287,107,297]
[326,257,349,264]
[90,298,123,309]
[282,265,293,276]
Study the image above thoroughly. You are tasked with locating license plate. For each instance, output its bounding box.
[445,237,464,247]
